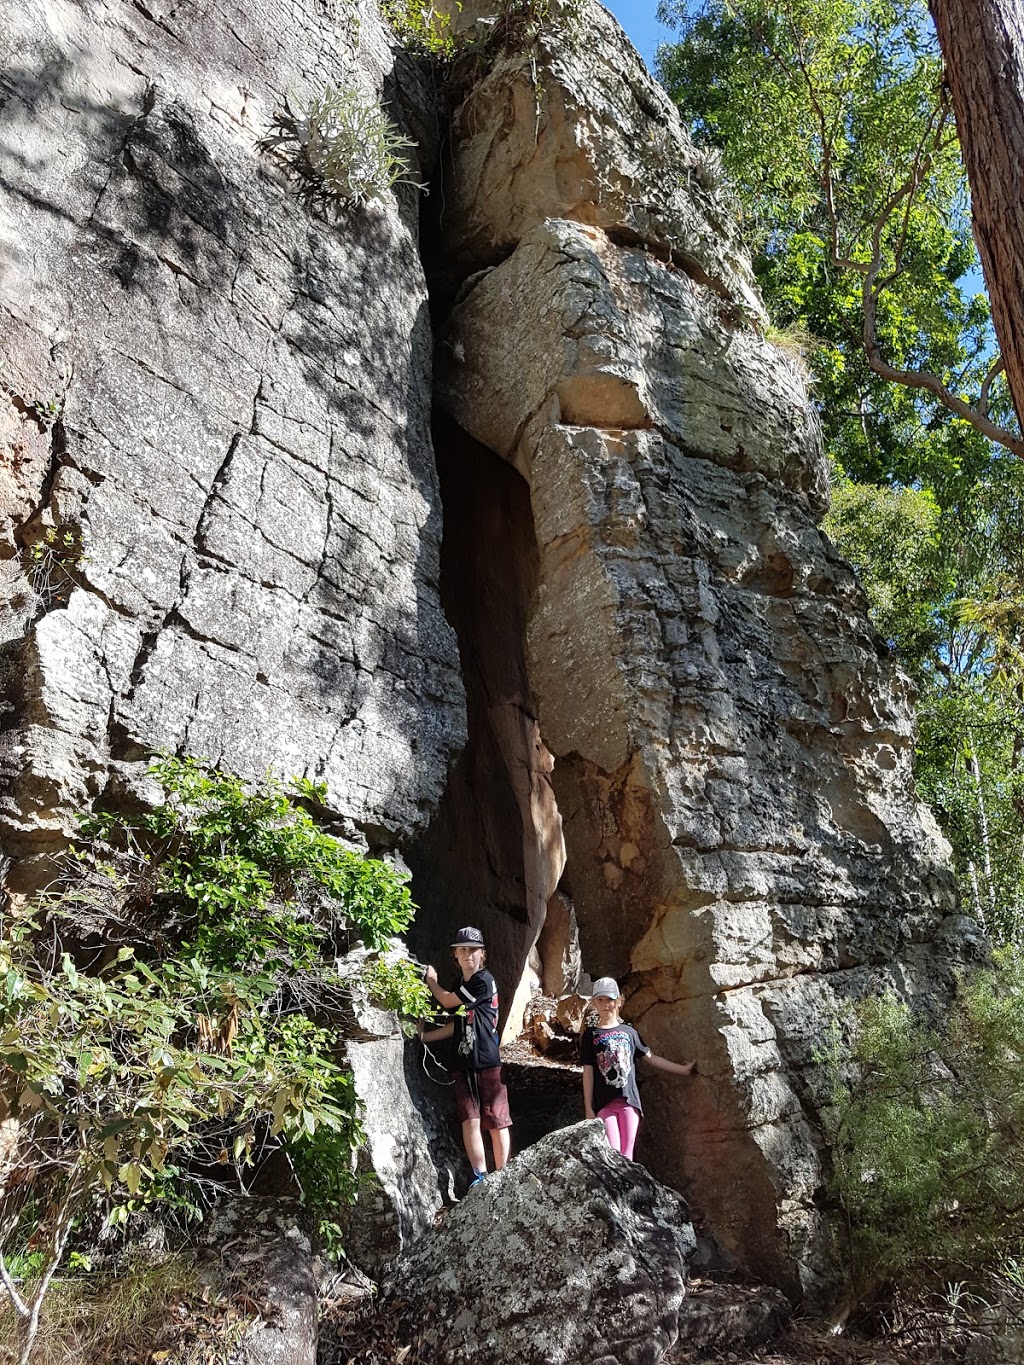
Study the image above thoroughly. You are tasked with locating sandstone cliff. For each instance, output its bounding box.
[419,0,983,1300]
[0,0,982,1308]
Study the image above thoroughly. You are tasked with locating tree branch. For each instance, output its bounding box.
[979,356,1006,418]
[0,1252,29,1320]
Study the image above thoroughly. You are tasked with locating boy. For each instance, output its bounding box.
[417,926,511,1187]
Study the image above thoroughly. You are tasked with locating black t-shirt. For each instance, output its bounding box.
[447,969,501,1072]
[581,1023,650,1113]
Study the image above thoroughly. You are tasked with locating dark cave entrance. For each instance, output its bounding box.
[404,415,566,1035]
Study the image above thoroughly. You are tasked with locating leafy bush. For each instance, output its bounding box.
[361,955,434,1027]
[824,950,1024,1303]
[380,0,457,56]
[258,83,424,215]
[0,756,418,1364]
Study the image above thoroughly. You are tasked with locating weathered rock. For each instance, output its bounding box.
[539,889,585,996]
[385,1121,698,1365]
[0,0,464,889]
[202,1198,317,1365]
[433,0,762,318]
[0,0,988,1315]
[555,991,589,1034]
[333,948,462,1276]
[405,424,564,1035]
[430,2,984,1303]
[673,1281,791,1357]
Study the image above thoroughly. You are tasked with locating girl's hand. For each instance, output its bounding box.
[416,1020,426,1039]
[584,1107,596,1121]
[424,964,438,986]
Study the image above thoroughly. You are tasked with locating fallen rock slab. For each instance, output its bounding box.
[384,1121,697,1365]
[673,1281,791,1358]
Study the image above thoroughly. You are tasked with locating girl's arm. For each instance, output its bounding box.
[424,963,461,1011]
[417,1019,455,1044]
[582,1064,596,1119]
[642,1052,696,1077]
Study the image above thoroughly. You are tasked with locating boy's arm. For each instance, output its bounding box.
[582,1064,596,1119]
[642,1052,696,1076]
[423,963,461,1011]
[417,1019,455,1044]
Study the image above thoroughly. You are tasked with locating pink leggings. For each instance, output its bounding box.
[598,1098,641,1160]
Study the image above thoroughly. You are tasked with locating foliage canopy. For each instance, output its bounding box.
[657,0,1024,944]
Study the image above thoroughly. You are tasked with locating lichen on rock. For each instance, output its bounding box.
[384,1122,698,1365]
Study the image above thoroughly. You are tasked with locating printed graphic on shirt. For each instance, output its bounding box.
[595,1029,633,1090]
[459,1009,476,1057]
[450,971,501,1071]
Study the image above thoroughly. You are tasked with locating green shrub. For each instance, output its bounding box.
[361,955,434,1027]
[0,756,418,1363]
[380,0,458,56]
[824,950,1024,1302]
[258,83,424,215]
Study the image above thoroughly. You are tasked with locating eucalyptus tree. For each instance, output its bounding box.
[931,0,1024,434]
[657,0,1022,474]
[656,0,1024,941]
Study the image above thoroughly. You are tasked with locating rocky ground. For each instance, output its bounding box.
[318,1294,964,1365]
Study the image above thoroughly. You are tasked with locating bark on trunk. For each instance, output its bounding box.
[931,0,1024,433]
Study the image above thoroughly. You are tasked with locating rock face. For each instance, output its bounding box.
[385,1122,698,1365]
[333,950,464,1275]
[0,0,985,1311]
[404,424,565,1039]
[426,0,983,1301]
[0,0,468,1287]
[203,1198,318,1365]
[0,0,465,889]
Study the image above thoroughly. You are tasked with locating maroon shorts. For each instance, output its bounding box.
[453,1066,512,1130]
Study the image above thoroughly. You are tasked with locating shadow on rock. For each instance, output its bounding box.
[382,1121,697,1365]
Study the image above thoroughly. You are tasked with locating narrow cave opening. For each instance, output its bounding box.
[405,414,566,1040]
[403,415,673,1156]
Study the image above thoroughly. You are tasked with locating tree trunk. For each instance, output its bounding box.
[931,0,1024,433]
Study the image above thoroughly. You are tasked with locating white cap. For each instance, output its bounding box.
[591,976,619,999]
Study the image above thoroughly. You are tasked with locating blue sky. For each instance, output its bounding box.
[602,0,673,66]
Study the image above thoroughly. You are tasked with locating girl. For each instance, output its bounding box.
[581,976,695,1161]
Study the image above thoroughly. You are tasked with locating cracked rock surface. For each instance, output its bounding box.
[385,1122,698,1365]
[0,0,465,883]
[433,1,984,1302]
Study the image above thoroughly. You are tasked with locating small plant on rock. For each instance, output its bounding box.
[361,955,433,1029]
[380,0,458,57]
[23,524,88,611]
[258,83,424,215]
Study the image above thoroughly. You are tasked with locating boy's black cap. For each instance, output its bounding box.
[450,926,485,947]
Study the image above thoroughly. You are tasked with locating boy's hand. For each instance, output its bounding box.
[424,964,438,986]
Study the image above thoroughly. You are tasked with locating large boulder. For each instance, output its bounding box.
[334,948,463,1276]
[203,1198,317,1365]
[384,1122,697,1365]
